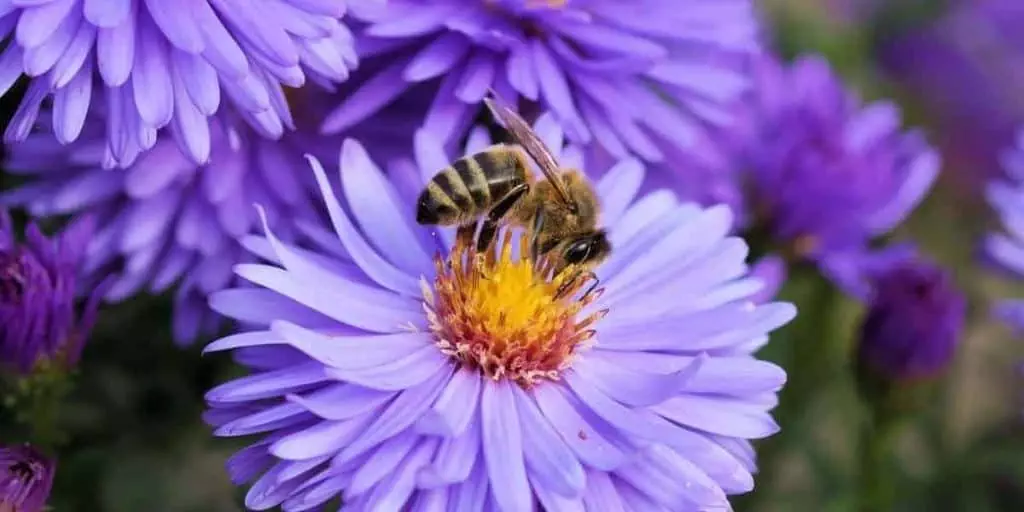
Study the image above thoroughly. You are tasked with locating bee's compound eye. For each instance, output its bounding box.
[564,239,593,264]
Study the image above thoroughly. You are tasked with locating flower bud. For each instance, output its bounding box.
[0,211,101,375]
[857,259,965,384]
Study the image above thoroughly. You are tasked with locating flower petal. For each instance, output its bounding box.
[481,380,531,512]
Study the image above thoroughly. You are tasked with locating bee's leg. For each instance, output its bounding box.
[554,270,600,300]
[456,223,476,250]
[529,204,545,264]
[477,183,529,252]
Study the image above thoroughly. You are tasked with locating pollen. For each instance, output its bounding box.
[424,230,605,387]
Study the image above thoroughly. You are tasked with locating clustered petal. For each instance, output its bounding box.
[0,208,100,374]
[329,0,758,164]
[1,108,331,344]
[204,117,794,510]
[0,0,359,167]
[0,444,55,512]
[736,53,940,297]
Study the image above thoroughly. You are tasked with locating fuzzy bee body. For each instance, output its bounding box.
[415,94,612,285]
[415,145,530,226]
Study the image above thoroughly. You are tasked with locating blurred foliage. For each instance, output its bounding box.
[2,1,1023,511]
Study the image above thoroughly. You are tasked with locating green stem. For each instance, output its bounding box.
[857,410,900,512]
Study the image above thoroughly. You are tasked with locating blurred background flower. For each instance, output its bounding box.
[874,0,1024,195]
[0,101,334,344]
[733,52,939,298]
[0,444,54,512]
[329,0,759,165]
[0,209,100,374]
[0,0,359,167]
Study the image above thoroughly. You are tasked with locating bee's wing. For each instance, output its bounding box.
[484,94,573,205]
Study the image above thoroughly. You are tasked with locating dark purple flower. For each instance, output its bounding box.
[203,116,793,510]
[0,209,100,374]
[735,53,939,296]
[0,445,54,512]
[857,259,965,382]
[0,0,360,168]
[327,0,758,165]
[1,103,334,345]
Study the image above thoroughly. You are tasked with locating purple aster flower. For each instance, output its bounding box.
[0,209,101,374]
[735,53,940,298]
[856,258,965,383]
[0,444,54,512]
[877,0,1023,192]
[326,0,758,164]
[0,0,360,168]
[203,114,794,510]
[1,104,332,345]
[983,128,1024,331]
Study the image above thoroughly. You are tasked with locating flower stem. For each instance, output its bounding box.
[857,408,900,512]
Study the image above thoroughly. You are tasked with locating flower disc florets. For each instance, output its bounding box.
[426,230,604,386]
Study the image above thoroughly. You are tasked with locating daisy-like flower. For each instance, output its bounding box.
[204,114,794,510]
[327,0,758,163]
[1,106,331,344]
[0,444,55,512]
[0,0,360,168]
[984,128,1024,331]
[1,209,101,374]
[736,53,939,298]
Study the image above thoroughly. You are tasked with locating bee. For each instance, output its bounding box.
[415,93,610,294]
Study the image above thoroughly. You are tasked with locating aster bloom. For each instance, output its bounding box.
[204,115,794,510]
[983,128,1024,331]
[0,444,54,512]
[0,209,100,374]
[856,258,965,383]
[1,107,330,344]
[877,0,1024,189]
[327,0,758,163]
[736,53,939,297]
[0,0,360,168]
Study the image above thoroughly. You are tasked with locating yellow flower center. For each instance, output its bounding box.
[424,230,605,387]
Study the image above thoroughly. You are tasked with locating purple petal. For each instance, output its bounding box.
[415,368,481,436]
[287,383,393,421]
[511,386,586,498]
[417,416,480,488]
[530,384,627,471]
[335,366,451,463]
[481,380,531,512]
[652,395,780,439]
[308,152,420,295]
[145,0,204,53]
[132,16,174,127]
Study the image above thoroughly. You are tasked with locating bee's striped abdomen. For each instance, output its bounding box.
[415,145,530,226]
[452,158,491,209]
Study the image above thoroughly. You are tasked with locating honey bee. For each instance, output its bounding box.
[415,93,610,294]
